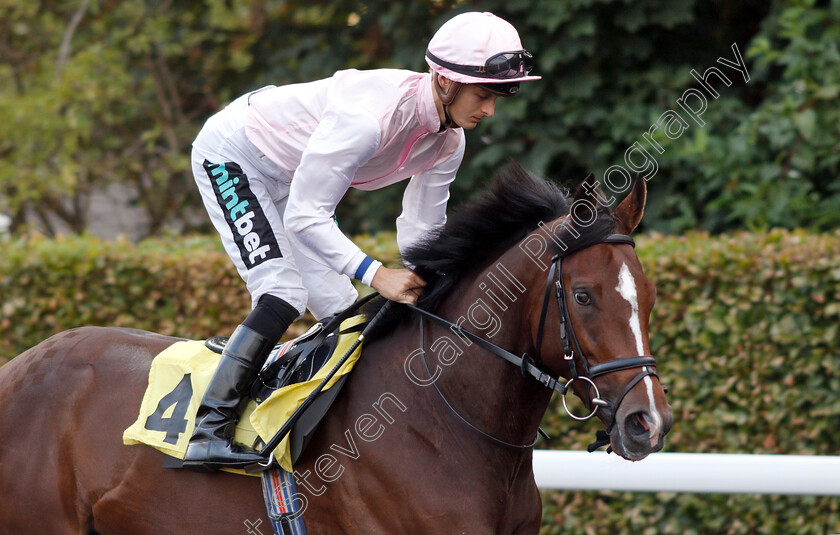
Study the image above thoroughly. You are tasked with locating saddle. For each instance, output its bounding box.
[124,293,378,473]
[205,318,366,466]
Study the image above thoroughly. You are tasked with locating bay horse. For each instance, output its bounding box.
[0,164,671,534]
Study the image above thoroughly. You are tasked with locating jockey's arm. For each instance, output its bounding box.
[378,134,464,304]
[395,132,465,264]
[283,105,424,304]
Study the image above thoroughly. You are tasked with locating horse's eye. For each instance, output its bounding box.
[574,291,592,306]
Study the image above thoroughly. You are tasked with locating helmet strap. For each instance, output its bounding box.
[433,73,462,129]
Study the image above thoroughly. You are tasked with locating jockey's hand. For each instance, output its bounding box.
[370,267,426,305]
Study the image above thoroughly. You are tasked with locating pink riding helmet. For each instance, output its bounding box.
[425,11,541,98]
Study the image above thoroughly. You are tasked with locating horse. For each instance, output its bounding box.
[0,164,672,534]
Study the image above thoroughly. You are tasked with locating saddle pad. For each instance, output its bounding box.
[123,317,365,472]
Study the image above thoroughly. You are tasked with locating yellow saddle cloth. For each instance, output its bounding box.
[123,317,364,473]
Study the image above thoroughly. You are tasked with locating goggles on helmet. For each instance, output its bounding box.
[426,49,535,80]
[476,82,520,96]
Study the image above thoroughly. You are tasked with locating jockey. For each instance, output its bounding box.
[184,11,540,469]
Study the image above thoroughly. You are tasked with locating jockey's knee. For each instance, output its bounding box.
[242,293,301,343]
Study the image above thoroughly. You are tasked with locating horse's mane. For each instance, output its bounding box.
[363,162,617,337]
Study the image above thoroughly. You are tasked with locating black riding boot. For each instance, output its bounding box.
[182,324,274,469]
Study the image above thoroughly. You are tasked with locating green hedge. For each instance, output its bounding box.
[0,232,395,363]
[1,230,838,532]
[0,234,249,362]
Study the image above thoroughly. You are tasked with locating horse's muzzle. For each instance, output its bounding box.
[613,406,673,461]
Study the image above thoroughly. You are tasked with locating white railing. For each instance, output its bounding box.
[533,450,840,495]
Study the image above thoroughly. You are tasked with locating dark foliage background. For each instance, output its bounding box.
[2,0,838,236]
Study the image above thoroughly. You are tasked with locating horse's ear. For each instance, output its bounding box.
[613,173,647,234]
[572,173,601,206]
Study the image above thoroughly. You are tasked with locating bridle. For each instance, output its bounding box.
[536,233,660,450]
[408,233,661,451]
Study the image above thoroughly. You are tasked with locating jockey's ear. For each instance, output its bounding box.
[436,74,454,91]
[613,173,647,235]
[432,73,462,107]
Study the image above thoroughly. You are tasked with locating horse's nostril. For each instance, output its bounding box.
[635,411,650,432]
[625,410,651,439]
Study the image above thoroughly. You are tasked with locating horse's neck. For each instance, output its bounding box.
[420,254,552,451]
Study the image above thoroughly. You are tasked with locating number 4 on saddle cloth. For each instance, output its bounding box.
[123,315,368,474]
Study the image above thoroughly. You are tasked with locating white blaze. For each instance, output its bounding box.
[615,263,644,355]
[615,262,662,444]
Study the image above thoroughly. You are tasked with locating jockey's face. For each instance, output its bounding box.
[449,84,498,129]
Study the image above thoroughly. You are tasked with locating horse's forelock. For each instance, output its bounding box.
[546,210,618,259]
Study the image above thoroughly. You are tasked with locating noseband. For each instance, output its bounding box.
[407,233,661,451]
